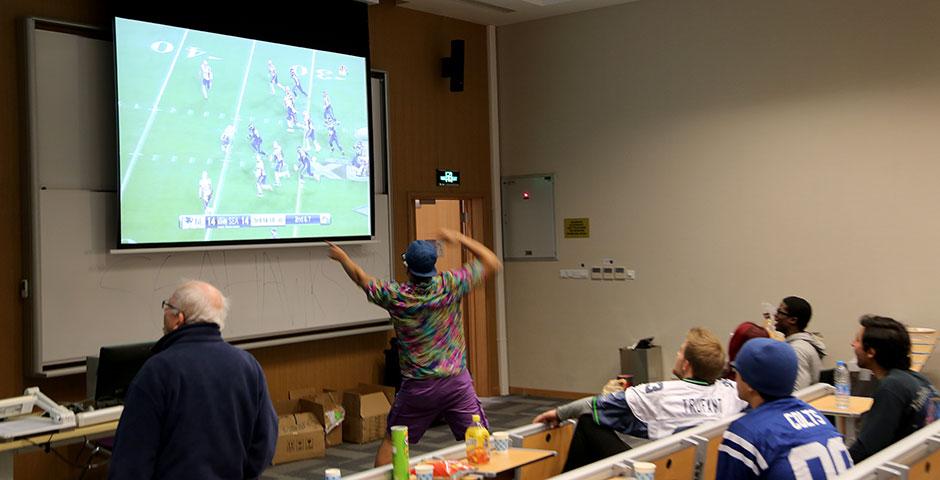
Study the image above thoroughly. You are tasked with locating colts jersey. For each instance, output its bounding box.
[718,397,853,479]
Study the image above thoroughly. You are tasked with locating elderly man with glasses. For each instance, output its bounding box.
[108,280,278,480]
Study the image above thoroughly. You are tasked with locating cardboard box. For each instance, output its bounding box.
[289,388,346,447]
[272,399,326,464]
[341,383,395,443]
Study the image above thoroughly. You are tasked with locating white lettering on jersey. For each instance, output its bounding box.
[787,437,851,479]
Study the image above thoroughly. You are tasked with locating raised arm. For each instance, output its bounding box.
[326,241,375,289]
[435,228,502,276]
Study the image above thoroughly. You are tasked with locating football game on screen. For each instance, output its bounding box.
[115,17,372,246]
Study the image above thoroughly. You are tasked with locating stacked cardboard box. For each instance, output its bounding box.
[272,399,325,464]
[341,384,396,443]
[289,388,346,447]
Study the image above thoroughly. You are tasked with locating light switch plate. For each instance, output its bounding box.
[614,267,627,280]
[591,266,603,280]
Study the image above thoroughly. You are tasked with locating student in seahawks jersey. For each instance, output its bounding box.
[718,338,853,479]
[534,327,747,471]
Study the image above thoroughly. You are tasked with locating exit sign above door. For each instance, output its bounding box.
[436,169,460,186]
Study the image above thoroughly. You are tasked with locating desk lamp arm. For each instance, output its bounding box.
[23,387,75,425]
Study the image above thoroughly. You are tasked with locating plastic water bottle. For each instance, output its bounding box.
[835,360,851,410]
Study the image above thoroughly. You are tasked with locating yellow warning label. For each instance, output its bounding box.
[564,218,590,238]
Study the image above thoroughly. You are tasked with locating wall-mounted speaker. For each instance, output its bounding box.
[441,39,465,92]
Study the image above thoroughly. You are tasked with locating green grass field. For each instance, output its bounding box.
[115,18,371,244]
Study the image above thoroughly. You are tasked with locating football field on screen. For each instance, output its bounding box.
[116,20,371,244]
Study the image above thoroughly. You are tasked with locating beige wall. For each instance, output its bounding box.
[498,0,940,393]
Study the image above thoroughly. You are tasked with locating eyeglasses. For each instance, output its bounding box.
[776,308,792,317]
[161,300,180,313]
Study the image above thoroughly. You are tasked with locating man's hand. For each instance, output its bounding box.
[325,241,374,289]
[325,241,346,262]
[435,228,461,245]
[533,409,560,427]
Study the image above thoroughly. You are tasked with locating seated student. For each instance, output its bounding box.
[848,315,940,463]
[533,327,747,471]
[717,338,853,479]
[723,321,770,379]
[773,296,827,391]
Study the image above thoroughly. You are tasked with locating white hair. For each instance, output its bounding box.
[172,280,229,330]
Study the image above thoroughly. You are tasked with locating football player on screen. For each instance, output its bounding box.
[200,60,213,100]
[220,124,235,154]
[271,141,289,186]
[322,91,336,123]
[327,121,343,154]
[284,90,298,131]
[353,141,369,177]
[296,146,314,181]
[247,123,267,156]
[198,171,213,212]
[290,66,308,98]
[302,112,320,152]
[255,156,273,197]
[267,60,280,95]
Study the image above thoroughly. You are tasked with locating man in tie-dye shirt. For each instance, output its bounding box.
[327,228,502,466]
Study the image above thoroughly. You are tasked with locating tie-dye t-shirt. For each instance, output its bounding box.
[365,259,484,379]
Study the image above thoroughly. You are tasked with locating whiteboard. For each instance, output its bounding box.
[23,19,392,376]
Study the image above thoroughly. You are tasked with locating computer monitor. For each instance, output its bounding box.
[93,341,155,406]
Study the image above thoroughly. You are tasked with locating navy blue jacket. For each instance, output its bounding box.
[109,323,277,479]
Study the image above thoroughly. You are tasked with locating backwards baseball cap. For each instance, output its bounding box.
[404,240,438,278]
[731,337,797,398]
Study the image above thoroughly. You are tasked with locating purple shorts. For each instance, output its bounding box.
[387,370,487,443]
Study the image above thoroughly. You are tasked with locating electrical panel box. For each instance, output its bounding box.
[501,174,557,260]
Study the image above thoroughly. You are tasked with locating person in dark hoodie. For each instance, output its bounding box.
[108,280,277,480]
[848,315,940,463]
[774,296,827,391]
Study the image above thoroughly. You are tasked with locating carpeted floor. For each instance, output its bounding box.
[261,394,572,480]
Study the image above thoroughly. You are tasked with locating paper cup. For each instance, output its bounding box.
[633,461,656,480]
[415,463,434,480]
[492,431,510,453]
[325,468,341,480]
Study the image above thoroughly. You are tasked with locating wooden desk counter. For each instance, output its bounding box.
[808,395,873,417]
[808,394,873,443]
[0,420,119,480]
[470,448,556,478]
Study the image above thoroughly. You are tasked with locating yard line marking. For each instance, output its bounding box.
[120,29,189,199]
[205,39,257,241]
[293,50,317,238]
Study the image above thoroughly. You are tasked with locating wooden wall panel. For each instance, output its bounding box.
[369,1,497,394]
[368,1,493,282]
